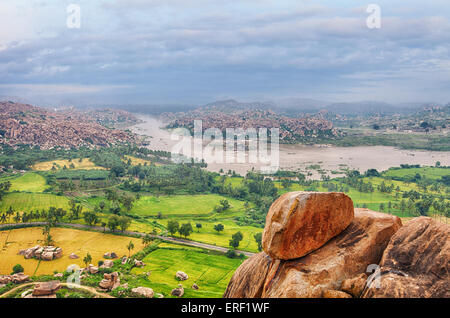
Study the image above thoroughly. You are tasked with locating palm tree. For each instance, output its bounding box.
[127,241,135,257]
[13,212,21,223]
[6,206,14,222]
[83,253,92,268]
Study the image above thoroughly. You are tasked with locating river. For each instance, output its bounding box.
[131,115,450,178]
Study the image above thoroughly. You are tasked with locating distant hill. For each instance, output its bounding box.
[162,100,340,143]
[0,101,138,149]
[182,99,432,117]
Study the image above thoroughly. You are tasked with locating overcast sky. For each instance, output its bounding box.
[0,0,449,107]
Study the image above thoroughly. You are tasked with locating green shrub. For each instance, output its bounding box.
[12,264,24,274]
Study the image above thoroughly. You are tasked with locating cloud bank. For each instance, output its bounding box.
[0,0,449,106]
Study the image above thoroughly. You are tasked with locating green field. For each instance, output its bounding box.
[383,167,449,180]
[131,246,244,298]
[0,193,70,212]
[7,173,49,192]
[130,194,247,217]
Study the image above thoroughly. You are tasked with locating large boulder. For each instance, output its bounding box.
[54,248,63,259]
[171,284,184,297]
[100,260,114,269]
[20,245,62,260]
[24,249,34,259]
[225,209,401,298]
[223,252,273,298]
[262,192,354,260]
[69,253,79,259]
[362,217,449,298]
[103,252,118,259]
[41,251,54,261]
[134,259,145,267]
[175,271,189,281]
[132,287,154,298]
[0,276,12,284]
[33,281,61,296]
[99,272,120,291]
[11,273,30,284]
[0,273,30,284]
[262,209,401,298]
[87,264,99,274]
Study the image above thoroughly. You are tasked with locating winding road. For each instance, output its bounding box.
[0,222,255,257]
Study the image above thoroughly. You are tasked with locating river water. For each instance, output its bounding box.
[131,115,450,178]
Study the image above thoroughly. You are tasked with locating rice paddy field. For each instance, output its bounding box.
[130,194,247,217]
[0,193,70,212]
[7,173,49,193]
[32,158,105,171]
[0,227,144,276]
[130,246,244,298]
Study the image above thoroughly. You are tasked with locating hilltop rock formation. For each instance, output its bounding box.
[164,103,339,142]
[262,192,354,260]
[225,190,450,298]
[362,217,450,298]
[225,209,401,298]
[223,252,273,298]
[0,101,138,149]
[263,209,401,298]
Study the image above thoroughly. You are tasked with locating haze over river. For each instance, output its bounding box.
[131,115,450,178]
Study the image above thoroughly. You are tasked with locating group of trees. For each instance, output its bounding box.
[167,220,194,238]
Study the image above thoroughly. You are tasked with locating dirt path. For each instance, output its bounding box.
[0,282,114,298]
[0,222,255,257]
